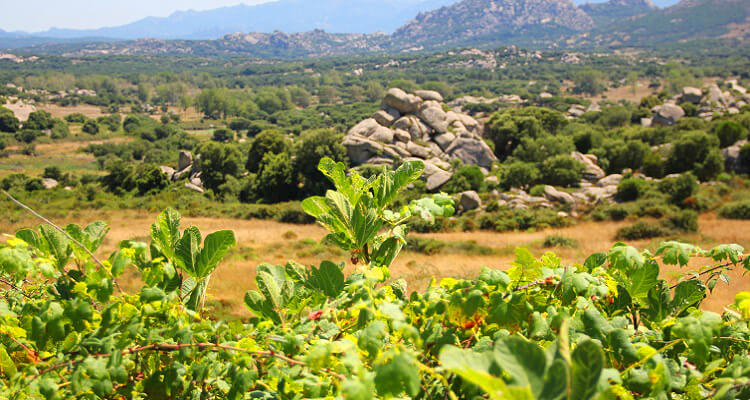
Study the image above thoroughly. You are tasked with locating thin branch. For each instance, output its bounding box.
[669,257,746,289]
[0,277,33,299]
[1,190,123,294]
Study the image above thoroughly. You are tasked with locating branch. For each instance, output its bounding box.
[0,277,33,299]
[1,190,123,294]
[669,257,746,289]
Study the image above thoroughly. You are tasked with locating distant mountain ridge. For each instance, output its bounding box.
[1,0,746,55]
[27,0,458,40]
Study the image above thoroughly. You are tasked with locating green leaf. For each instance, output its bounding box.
[656,241,701,267]
[539,359,568,400]
[0,345,17,378]
[150,208,181,262]
[570,340,605,400]
[371,237,402,269]
[0,247,34,278]
[624,260,659,303]
[707,244,744,264]
[15,228,41,249]
[608,243,645,272]
[140,286,166,303]
[373,160,424,210]
[584,252,607,271]
[374,352,421,398]
[175,226,201,277]
[309,261,345,298]
[39,225,71,270]
[671,280,706,316]
[197,230,236,278]
[493,336,547,397]
[440,346,531,400]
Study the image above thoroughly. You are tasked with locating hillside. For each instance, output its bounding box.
[391,0,595,49]
[580,0,657,27]
[29,0,458,40]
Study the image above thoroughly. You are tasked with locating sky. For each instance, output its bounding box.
[0,0,274,32]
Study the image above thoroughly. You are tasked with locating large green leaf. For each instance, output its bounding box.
[493,336,547,398]
[624,260,659,303]
[440,346,532,400]
[39,225,71,270]
[0,247,34,279]
[309,261,345,298]
[656,241,701,267]
[197,230,236,278]
[570,340,605,400]
[374,351,421,398]
[539,359,568,400]
[150,208,181,262]
[671,280,706,316]
[608,243,645,272]
[175,226,201,277]
[15,228,41,249]
[373,160,424,210]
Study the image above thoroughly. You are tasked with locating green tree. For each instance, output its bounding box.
[499,161,540,190]
[197,142,243,193]
[246,130,291,173]
[0,107,19,133]
[658,173,698,206]
[136,164,169,195]
[256,152,298,203]
[713,120,747,148]
[573,69,606,96]
[212,128,235,143]
[82,120,100,135]
[666,131,720,176]
[541,155,584,187]
[24,110,53,131]
[294,129,349,196]
[365,81,385,102]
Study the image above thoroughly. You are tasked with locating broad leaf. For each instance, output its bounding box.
[39,225,71,270]
[571,340,604,400]
[150,208,181,262]
[310,261,345,298]
[493,336,547,397]
[175,226,201,277]
[197,230,236,278]
[671,280,706,316]
[624,260,659,303]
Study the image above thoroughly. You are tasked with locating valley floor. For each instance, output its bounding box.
[1,210,748,318]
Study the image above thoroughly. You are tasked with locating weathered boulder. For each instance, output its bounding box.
[372,109,399,127]
[370,127,395,143]
[543,185,575,204]
[383,88,422,114]
[185,182,204,193]
[681,87,703,104]
[159,166,176,180]
[597,174,623,187]
[446,138,497,169]
[414,90,443,102]
[406,141,432,159]
[459,191,482,211]
[653,104,685,126]
[723,140,748,173]
[393,116,431,141]
[417,102,449,133]
[343,135,385,164]
[348,118,382,137]
[393,129,411,143]
[178,150,193,171]
[42,178,58,190]
[571,152,605,182]
[433,132,456,151]
[708,84,727,106]
[426,170,453,191]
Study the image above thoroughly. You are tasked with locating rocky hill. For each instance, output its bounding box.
[580,0,657,27]
[392,0,595,49]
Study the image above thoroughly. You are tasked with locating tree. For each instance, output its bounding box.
[666,131,720,176]
[246,130,291,173]
[365,81,385,102]
[195,88,233,119]
[15,129,41,144]
[713,120,747,148]
[24,110,53,131]
[573,69,606,96]
[102,159,136,194]
[212,128,235,143]
[486,107,568,159]
[442,165,485,193]
[289,86,312,108]
[0,107,19,133]
[318,86,339,104]
[294,129,348,196]
[658,173,698,206]
[135,164,169,195]
[499,161,539,190]
[82,120,100,135]
[197,142,243,193]
[256,152,298,203]
[541,155,584,187]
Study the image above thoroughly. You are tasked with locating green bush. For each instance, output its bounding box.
[82,120,100,135]
[666,131,719,175]
[713,120,747,148]
[64,113,87,123]
[664,210,699,232]
[616,221,671,240]
[294,129,348,197]
[211,128,235,143]
[540,155,584,187]
[24,110,53,131]
[740,143,750,170]
[658,173,698,206]
[246,129,290,173]
[542,235,579,248]
[719,201,750,220]
[0,107,20,133]
[499,161,539,190]
[616,178,649,201]
[442,164,484,193]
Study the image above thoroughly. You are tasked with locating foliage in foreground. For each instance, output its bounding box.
[0,159,750,399]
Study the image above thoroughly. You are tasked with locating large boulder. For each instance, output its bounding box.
[393,116,432,141]
[681,87,703,104]
[433,132,456,151]
[723,140,748,173]
[178,150,193,171]
[343,135,385,164]
[383,88,422,114]
[417,102,449,133]
[42,178,59,190]
[708,84,727,106]
[426,170,453,191]
[348,118,382,137]
[543,185,575,204]
[446,138,497,169]
[406,141,432,159]
[597,174,623,187]
[372,109,399,127]
[459,191,482,211]
[571,152,606,182]
[159,166,176,180]
[414,90,443,102]
[652,103,685,126]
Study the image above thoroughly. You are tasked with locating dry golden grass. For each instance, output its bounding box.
[36,104,105,119]
[1,210,748,317]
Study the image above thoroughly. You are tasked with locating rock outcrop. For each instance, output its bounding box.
[344,88,497,191]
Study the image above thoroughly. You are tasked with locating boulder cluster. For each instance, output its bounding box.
[645,82,748,127]
[343,88,497,190]
[159,150,205,193]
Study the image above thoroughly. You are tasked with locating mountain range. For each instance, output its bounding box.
[0,0,746,55]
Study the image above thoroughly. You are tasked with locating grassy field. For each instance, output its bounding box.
[1,209,747,318]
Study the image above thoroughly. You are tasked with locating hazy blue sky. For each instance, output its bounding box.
[1,0,273,32]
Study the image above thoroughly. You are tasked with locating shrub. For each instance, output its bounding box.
[82,120,100,135]
[658,173,698,206]
[542,235,579,248]
[246,130,290,173]
[64,113,87,123]
[666,131,719,175]
[15,129,41,144]
[229,117,253,132]
[693,149,724,181]
[135,164,169,195]
[442,164,484,193]
[97,114,121,132]
[664,210,699,232]
[616,221,671,240]
[739,143,750,170]
[255,152,298,203]
[617,178,649,201]
[713,120,747,148]
[540,155,584,187]
[50,120,69,139]
[24,110,53,130]
[212,128,235,143]
[294,129,348,196]
[499,161,539,190]
[0,107,20,132]
[719,201,750,220]
[197,142,244,193]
